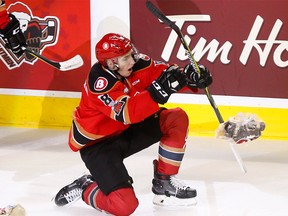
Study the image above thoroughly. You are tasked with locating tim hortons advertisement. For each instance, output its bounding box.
[130,0,288,99]
[0,0,91,91]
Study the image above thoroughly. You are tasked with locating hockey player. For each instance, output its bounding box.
[0,0,26,56]
[54,33,212,215]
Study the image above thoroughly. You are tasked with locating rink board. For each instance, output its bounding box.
[0,94,287,140]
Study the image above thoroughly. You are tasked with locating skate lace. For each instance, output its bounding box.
[63,188,82,204]
[170,175,189,191]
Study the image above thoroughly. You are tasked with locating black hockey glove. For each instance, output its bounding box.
[0,14,26,57]
[184,64,212,89]
[148,65,186,104]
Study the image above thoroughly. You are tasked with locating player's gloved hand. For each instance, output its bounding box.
[0,14,26,57]
[148,65,186,104]
[184,64,212,89]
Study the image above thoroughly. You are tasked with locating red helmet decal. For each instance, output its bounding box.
[94,77,108,91]
[102,42,109,50]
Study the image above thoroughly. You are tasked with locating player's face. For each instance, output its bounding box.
[117,50,135,77]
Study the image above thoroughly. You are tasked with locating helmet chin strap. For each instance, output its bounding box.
[107,58,118,70]
[111,59,120,73]
[113,63,119,71]
[105,59,123,80]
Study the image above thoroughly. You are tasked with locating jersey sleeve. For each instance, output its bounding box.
[131,54,169,90]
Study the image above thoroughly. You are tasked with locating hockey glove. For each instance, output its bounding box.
[0,14,26,57]
[184,64,212,89]
[148,65,186,104]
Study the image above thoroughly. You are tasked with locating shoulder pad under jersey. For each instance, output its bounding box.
[88,63,119,93]
[132,53,152,71]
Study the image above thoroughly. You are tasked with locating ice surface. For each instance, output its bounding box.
[1,127,288,216]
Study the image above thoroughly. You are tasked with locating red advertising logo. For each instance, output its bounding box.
[130,0,288,98]
[161,15,287,68]
[0,0,90,92]
[0,2,59,69]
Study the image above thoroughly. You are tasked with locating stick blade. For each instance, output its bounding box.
[228,140,247,174]
[58,55,84,71]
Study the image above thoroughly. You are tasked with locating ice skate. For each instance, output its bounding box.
[54,174,94,207]
[152,160,197,206]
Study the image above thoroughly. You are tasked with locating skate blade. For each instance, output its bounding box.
[153,195,197,206]
[51,195,81,207]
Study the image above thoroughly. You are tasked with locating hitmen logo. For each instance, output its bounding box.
[94,77,108,91]
[0,2,59,70]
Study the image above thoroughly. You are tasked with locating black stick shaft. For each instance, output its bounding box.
[23,47,61,70]
[146,0,224,123]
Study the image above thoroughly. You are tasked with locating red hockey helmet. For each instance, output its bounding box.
[96,33,132,65]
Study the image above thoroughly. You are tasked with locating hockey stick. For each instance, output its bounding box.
[146,0,247,173]
[22,46,84,71]
[146,1,223,123]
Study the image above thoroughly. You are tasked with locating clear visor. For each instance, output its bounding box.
[131,44,140,63]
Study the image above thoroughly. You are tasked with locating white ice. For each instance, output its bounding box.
[0,126,288,216]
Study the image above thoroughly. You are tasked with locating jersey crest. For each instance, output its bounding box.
[94,77,108,91]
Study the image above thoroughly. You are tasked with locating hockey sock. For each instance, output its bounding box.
[158,143,185,174]
[83,183,139,216]
[158,108,188,175]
